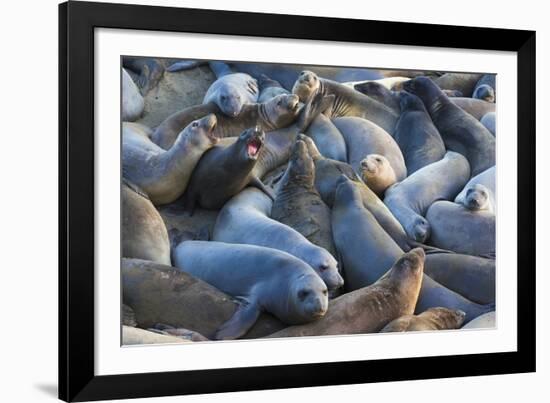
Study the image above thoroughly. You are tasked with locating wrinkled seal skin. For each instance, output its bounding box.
[480,112,496,136]
[292,70,399,134]
[183,126,273,213]
[203,72,259,117]
[172,241,329,340]
[152,93,300,150]
[404,76,495,176]
[265,248,425,338]
[424,253,495,304]
[473,74,496,103]
[455,166,496,212]
[451,97,496,120]
[272,140,337,257]
[122,180,171,265]
[426,201,496,257]
[380,307,466,332]
[122,68,144,121]
[213,188,343,291]
[394,92,446,175]
[122,115,219,205]
[384,151,471,243]
[333,116,407,182]
[434,72,483,97]
[121,258,285,339]
[353,81,401,115]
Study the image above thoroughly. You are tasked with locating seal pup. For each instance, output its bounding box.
[203,70,259,117]
[122,115,219,205]
[213,188,343,291]
[480,112,496,136]
[333,116,407,182]
[272,140,336,255]
[265,248,425,338]
[292,70,399,134]
[152,93,300,149]
[383,151,471,243]
[434,73,483,97]
[455,166,496,212]
[473,74,496,103]
[380,307,466,332]
[172,241,329,340]
[450,97,496,120]
[122,258,285,339]
[425,253,495,304]
[183,126,272,213]
[122,179,171,265]
[357,154,398,197]
[122,68,144,121]
[394,91,446,175]
[426,200,496,257]
[403,76,495,176]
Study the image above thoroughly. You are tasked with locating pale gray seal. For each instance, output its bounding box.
[203,72,259,117]
[172,241,329,340]
[122,68,144,121]
[455,166,496,212]
[213,188,343,291]
[122,115,219,205]
[384,151,471,243]
[380,307,466,332]
[461,311,496,329]
[403,76,495,176]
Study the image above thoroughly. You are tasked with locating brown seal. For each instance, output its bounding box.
[380,307,466,332]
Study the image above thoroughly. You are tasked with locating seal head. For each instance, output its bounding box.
[287,273,329,322]
[218,83,246,117]
[461,184,491,211]
[292,70,321,102]
[359,154,397,196]
[262,94,300,129]
[237,126,265,161]
[473,84,495,103]
[186,113,219,147]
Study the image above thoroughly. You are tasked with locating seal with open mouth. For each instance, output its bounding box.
[183,126,274,213]
[122,114,219,205]
[152,93,300,150]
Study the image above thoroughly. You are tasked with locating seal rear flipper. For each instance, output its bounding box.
[248,177,275,200]
[166,60,207,72]
[297,93,336,132]
[215,300,261,340]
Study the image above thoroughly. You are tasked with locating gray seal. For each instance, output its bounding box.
[266,248,425,338]
[203,72,259,117]
[472,74,496,103]
[434,73,483,97]
[384,151,471,243]
[172,241,329,340]
[380,307,466,332]
[122,179,170,265]
[424,253,495,304]
[461,311,496,329]
[451,97,496,120]
[455,166,496,212]
[305,114,347,162]
[213,188,343,291]
[122,68,144,121]
[271,140,337,257]
[480,112,496,136]
[352,81,400,115]
[426,200,495,257]
[394,91,446,175]
[292,70,399,134]
[183,126,273,213]
[122,115,219,205]
[403,76,495,176]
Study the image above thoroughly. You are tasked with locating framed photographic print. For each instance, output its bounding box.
[59,1,536,401]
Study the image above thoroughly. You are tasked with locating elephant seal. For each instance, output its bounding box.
[455,166,496,212]
[292,70,399,134]
[380,307,466,332]
[345,76,411,91]
[332,177,493,321]
[122,115,219,205]
[258,74,289,102]
[480,112,496,136]
[434,73,483,97]
[394,91,446,175]
[122,326,190,345]
[213,188,343,291]
[403,76,495,176]
[332,176,405,291]
[426,201,495,257]
[183,126,273,212]
[451,97,496,120]
[203,72,259,117]
[461,311,496,329]
[333,116,407,181]
[271,140,337,257]
[384,151,470,242]
[305,114,347,162]
[152,93,300,149]
[425,253,495,304]
[357,154,398,197]
[122,179,170,265]
[122,258,285,339]
[473,74,496,103]
[352,81,400,115]
[266,248,425,338]
[172,241,329,340]
[122,68,144,121]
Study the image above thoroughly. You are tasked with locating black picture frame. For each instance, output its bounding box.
[59,1,536,401]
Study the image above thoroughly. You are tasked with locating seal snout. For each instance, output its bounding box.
[245,126,265,159]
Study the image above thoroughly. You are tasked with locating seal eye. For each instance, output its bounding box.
[375,157,382,163]
[277,100,282,106]
[192,121,199,128]
[322,289,328,296]
[221,95,227,101]
[319,264,328,272]
[298,290,310,300]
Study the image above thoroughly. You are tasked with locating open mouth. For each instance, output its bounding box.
[247,137,262,158]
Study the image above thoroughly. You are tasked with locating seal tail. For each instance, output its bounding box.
[166,60,207,72]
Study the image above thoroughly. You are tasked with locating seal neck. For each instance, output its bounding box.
[258,103,277,131]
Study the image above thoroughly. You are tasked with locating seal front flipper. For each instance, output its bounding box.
[248,176,275,200]
[215,299,261,340]
[297,93,335,132]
